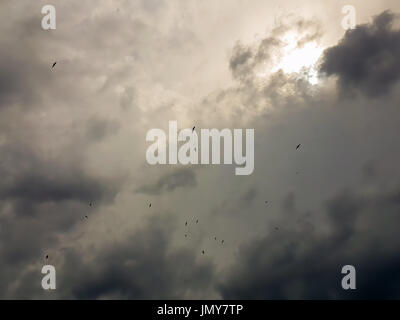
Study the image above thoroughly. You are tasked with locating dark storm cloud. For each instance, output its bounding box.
[215,12,400,299]
[69,214,214,299]
[0,141,120,294]
[0,2,123,209]
[362,161,378,181]
[0,5,59,111]
[239,187,257,206]
[136,168,197,195]
[320,11,400,97]
[0,144,116,207]
[219,185,400,299]
[0,17,123,294]
[0,60,26,108]
[85,117,120,142]
[11,213,216,299]
[281,192,296,214]
[1,0,400,300]
[0,1,139,299]
[2,169,106,205]
[0,171,119,299]
[0,50,47,109]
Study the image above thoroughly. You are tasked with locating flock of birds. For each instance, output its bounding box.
[144,142,302,256]
[46,61,302,260]
[183,217,225,255]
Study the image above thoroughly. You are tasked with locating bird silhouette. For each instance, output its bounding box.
[185,221,188,226]
[196,219,198,224]
[52,62,57,68]
[149,203,152,208]
[84,215,88,219]
[202,250,205,255]
[296,144,301,150]
[192,126,195,132]
[45,254,49,260]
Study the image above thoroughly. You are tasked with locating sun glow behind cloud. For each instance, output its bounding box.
[258,31,324,85]
[275,41,324,84]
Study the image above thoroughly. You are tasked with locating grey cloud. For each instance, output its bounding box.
[0,144,116,207]
[136,168,197,195]
[320,11,400,97]
[8,213,216,299]
[119,86,136,110]
[240,187,258,206]
[219,185,400,299]
[229,43,254,81]
[0,140,120,294]
[141,0,166,13]
[1,169,107,205]
[281,192,296,214]
[197,18,323,128]
[362,161,378,181]
[85,117,120,142]
[1,1,400,300]
[229,19,321,85]
[69,214,214,299]
[0,48,48,110]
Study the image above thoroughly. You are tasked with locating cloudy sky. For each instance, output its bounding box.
[1,0,400,299]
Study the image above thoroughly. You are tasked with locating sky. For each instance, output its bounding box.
[1,0,400,299]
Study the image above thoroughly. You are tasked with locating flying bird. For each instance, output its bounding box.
[45,255,49,260]
[196,219,198,224]
[84,215,88,219]
[149,203,152,208]
[221,240,224,244]
[51,62,57,68]
[296,144,301,150]
[214,237,217,241]
[185,221,188,226]
[202,250,205,255]
[192,126,195,132]
[89,202,92,207]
